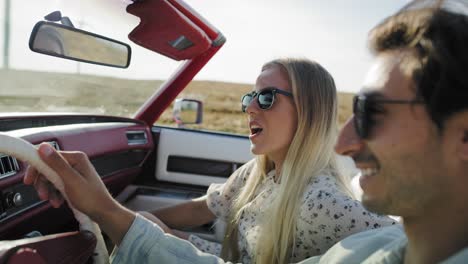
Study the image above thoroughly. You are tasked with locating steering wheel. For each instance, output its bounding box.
[0,133,109,264]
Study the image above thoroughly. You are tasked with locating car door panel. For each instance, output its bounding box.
[155,127,253,186]
[122,126,252,242]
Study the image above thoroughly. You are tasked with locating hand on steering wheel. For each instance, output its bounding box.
[24,144,117,221]
[0,134,110,264]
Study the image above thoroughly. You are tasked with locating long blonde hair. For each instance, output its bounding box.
[221,58,353,264]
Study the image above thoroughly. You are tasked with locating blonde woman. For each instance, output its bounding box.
[25,58,396,264]
[141,58,396,263]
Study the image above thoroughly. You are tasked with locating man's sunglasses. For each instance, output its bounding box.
[353,94,424,139]
[241,87,293,113]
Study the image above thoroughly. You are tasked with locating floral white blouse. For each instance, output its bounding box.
[188,161,397,263]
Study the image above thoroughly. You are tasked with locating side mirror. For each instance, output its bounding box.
[173,99,203,127]
[29,21,131,68]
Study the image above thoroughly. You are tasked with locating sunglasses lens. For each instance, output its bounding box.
[258,91,274,109]
[241,90,277,112]
[241,94,253,112]
[353,96,367,138]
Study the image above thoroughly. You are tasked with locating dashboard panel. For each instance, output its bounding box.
[0,117,153,240]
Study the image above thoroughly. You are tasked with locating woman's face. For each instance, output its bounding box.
[246,65,298,165]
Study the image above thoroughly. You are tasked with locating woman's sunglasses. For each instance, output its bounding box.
[353,94,424,139]
[241,87,293,113]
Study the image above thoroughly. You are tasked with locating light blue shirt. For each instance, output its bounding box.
[110,214,230,264]
[110,214,468,264]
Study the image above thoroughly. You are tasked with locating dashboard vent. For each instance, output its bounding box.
[35,141,60,150]
[0,141,59,180]
[0,154,20,179]
[126,131,148,145]
[45,141,60,150]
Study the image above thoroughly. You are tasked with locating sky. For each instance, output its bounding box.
[0,0,410,93]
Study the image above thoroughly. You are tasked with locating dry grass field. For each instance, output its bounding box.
[158,81,355,134]
[0,69,354,135]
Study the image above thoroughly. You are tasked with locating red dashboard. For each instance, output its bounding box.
[0,115,154,240]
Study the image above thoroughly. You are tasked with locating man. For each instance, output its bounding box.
[24,0,468,263]
[321,0,468,263]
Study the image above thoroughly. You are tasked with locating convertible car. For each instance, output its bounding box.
[0,0,255,262]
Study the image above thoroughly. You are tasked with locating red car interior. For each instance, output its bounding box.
[0,231,96,264]
[127,0,212,61]
[131,0,225,124]
[0,116,153,239]
[0,0,226,262]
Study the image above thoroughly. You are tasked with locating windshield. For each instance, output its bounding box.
[0,0,181,117]
[0,0,409,135]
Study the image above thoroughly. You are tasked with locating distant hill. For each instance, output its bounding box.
[0,69,353,134]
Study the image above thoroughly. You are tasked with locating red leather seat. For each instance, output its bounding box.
[0,231,96,264]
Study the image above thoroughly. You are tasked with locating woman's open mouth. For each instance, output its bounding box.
[249,124,263,139]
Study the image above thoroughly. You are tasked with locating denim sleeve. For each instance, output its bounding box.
[111,214,234,264]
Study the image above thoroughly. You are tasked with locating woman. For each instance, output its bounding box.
[142,58,396,263]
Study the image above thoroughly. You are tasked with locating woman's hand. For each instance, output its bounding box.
[139,211,191,239]
[138,211,173,233]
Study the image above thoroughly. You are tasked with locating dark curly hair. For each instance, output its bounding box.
[368,4,468,130]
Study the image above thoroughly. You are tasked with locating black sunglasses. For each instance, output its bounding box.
[353,94,424,139]
[241,87,293,113]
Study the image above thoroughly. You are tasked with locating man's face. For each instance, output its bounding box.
[335,51,451,217]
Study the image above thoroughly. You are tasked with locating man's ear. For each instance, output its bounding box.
[461,131,468,160]
[459,128,468,161]
[449,111,468,161]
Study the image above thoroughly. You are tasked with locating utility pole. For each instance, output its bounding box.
[3,0,11,69]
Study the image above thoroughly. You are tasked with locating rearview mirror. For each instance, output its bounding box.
[29,21,131,68]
